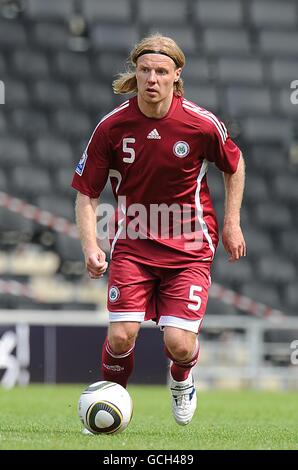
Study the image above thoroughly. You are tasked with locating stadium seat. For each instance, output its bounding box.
[76,81,114,110]
[138,0,188,24]
[0,110,6,134]
[182,57,210,83]
[55,234,84,273]
[91,24,139,52]
[244,174,269,202]
[213,257,253,284]
[273,175,298,202]
[94,52,129,80]
[54,109,91,138]
[25,0,73,19]
[33,80,72,109]
[33,136,73,168]
[280,230,298,260]
[11,49,50,79]
[0,53,6,74]
[147,26,197,54]
[195,0,243,26]
[0,136,30,168]
[11,167,52,198]
[204,29,250,55]
[257,256,296,284]
[206,297,238,316]
[55,168,77,199]
[250,145,287,174]
[284,283,298,312]
[4,79,29,107]
[32,21,70,50]
[216,58,264,84]
[54,51,91,80]
[250,0,297,28]
[0,207,34,243]
[243,228,274,257]
[184,84,218,111]
[0,19,27,49]
[11,109,49,137]
[226,87,272,116]
[255,202,292,230]
[83,0,131,23]
[259,31,298,56]
[242,117,291,143]
[2,249,60,276]
[0,169,7,191]
[240,282,282,309]
[36,195,74,221]
[270,59,298,84]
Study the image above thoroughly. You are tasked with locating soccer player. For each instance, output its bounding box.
[72,34,246,426]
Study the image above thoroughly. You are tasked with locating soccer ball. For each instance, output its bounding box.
[78,381,133,435]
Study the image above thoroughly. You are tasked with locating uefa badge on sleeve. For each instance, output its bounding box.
[173,141,190,158]
[75,150,88,176]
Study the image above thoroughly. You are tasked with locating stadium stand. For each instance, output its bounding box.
[0,0,297,323]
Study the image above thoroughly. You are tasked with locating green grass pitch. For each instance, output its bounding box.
[0,385,297,450]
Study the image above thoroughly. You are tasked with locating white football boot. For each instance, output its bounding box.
[170,372,197,426]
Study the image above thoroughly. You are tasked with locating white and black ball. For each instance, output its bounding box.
[78,381,133,435]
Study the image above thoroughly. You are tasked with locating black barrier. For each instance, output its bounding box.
[0,325,167,385]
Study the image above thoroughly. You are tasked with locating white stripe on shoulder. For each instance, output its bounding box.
[183,99,227,139]
[182,99,227,144]
[99,100,130,125]
[84,101,130,153]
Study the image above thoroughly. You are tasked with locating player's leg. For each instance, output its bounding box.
[163,326,199,426]
[163,326,199,381]
[101,321,141,388]
[158,263,211,425]
[101,258,157,388]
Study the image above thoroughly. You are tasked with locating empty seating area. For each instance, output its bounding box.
[0,0,297,314]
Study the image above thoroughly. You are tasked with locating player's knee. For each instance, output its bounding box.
[166,341,192,363]
[108,331,136,355]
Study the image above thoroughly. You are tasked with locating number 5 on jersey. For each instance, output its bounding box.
[123,137,136,163]
[188,285,203,311]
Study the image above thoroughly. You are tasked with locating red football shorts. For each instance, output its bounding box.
[107,258,211,333]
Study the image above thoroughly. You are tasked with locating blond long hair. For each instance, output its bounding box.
[112,33,186,96]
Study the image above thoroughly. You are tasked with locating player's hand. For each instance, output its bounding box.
[222,223,246,262]
[85,249,108,279]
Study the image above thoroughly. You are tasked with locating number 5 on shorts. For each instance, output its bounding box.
[188,285,202,311]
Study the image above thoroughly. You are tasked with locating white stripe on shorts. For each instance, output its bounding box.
[109,311,145,322]
[158,315,203,333]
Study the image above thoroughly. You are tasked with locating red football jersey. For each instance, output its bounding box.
[71,95,240,268]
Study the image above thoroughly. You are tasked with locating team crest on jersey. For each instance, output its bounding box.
[173,141,190,158]
[75,150,88,176]
[109,286,120,302]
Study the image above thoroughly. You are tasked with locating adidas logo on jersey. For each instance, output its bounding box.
[147,128,161,139]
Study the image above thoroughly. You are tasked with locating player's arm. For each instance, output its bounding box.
[222,152,246,262]
[75,192,108,278]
